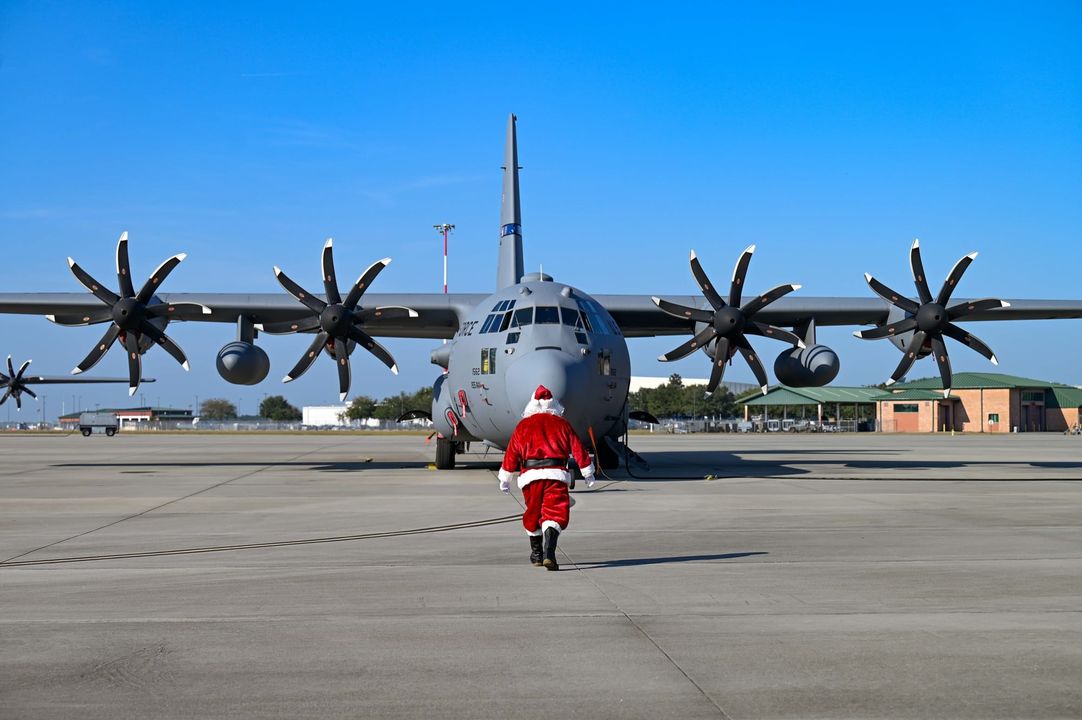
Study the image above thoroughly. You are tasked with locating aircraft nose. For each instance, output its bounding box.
[506,349,594,429]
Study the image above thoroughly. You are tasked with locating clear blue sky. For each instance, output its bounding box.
[2,2,1080,420]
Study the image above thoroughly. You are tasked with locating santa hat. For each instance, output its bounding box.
[523,384,565,417]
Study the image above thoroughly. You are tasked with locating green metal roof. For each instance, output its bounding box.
[871,389,956,401]
[1048,386,1082,409]
[740,386,883,406]
[894,372,1076,390]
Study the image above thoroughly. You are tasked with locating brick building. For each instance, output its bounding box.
[876,373,1082,433]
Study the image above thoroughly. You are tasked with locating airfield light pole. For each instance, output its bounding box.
[434,224,454,294]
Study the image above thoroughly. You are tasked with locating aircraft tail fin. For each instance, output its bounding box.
[497,113,524,288]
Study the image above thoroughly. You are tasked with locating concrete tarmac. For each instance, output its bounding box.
[1,432,1081,719]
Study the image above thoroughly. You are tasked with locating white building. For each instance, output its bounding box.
[302,405,350,427]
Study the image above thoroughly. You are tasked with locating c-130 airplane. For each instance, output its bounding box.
[2,114,1082,467]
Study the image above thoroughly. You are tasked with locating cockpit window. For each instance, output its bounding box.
[535,306,560,324]
[512,307,533,327]
[575,298,620,336]
[560,307,579,326]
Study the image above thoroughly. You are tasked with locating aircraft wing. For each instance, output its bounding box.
[596,295,1082,338]
[0,293,486,340]
[22,376,156,385]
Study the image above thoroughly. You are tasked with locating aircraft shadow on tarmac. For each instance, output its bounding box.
[54,450,1082,478]
[573,551,769,569]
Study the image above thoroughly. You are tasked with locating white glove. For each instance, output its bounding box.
[499,477,511,494]
[583,472,596,489]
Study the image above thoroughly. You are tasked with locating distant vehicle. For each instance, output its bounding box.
[766,419,781,432]
[79,412,119,437]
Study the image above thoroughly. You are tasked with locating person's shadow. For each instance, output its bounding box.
[573,551,767,569]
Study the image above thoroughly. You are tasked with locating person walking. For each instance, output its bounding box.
[498,385,595,570]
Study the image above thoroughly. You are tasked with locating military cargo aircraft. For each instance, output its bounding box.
[2,114,1081,466]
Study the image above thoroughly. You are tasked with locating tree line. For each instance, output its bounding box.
[628,374,749,419]
[197,387,436,422]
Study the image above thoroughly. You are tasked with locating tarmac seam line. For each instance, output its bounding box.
[0,441,351,565]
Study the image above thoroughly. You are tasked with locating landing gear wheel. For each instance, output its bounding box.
[81,428,92,437]
[105,428,116,437]
[598,438,621,470]
[435,436,456,469]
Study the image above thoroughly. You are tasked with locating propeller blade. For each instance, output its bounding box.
[116,231,135,297]
[145,302,213,319]
[334,337,351,401]
[942,323,998,365]
[138,321,189,370]
[936,252,977,306]
[123,332,142,396]
[45,308,113,326]
[930,334,952,396]
[947,297,1009,320]
[321,238,342,305]
[886,329,927,386]
[657,326,718,363]
[651,297,714,324]
[704,337,731,396]
[135,253,187,305]
[283,331,329,383]
[16,360,30,379]
[0,389,9,406]
[735,336,769,393]
[72,323,122,374]
[346,326,398,374]
[688,251,726,311]
[909,239,933,304]
[68,258,120,306]
[15,392,22,410]
[744,321,804,347]
[854,316,919,340]
[342,257,392,310]
[864,273,920,314]
[23,386,37,399]
[354,305,420,323]
[729,245,755,307]
[257,317,321,334]
[740,283,801,318]
[274,266,328,314]
[6,355,14,378]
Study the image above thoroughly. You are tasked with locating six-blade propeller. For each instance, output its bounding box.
[260,238,414,401]
[855,239,1008,396]
[62,232,209,395]
[653,246,803,396]
[0,356,36,410]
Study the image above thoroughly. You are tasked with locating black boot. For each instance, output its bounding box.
[542,527,560,571]
[529,535,543,567]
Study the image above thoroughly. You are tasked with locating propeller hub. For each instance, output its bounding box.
[111,297,146,330]
[916,303,948,332]
[713,307,746,336]
[319,304,353,336]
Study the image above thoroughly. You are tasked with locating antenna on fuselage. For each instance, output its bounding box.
[497,113,524,289]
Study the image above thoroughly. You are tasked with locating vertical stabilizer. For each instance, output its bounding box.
[497,113,524,288]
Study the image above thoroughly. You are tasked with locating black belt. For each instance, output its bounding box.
[523,457,568,470]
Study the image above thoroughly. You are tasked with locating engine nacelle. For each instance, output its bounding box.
[773,344,840,387]
[216,341,270,385]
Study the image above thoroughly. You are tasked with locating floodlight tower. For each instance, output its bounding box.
[433,223,454,294]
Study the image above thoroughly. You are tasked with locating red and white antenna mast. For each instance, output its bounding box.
[433,223,454,293]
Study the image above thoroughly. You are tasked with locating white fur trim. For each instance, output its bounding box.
[522,396,565,418]
[580,462,595,479]
[517,467,571,489]
[498,468,517,485]
[525,528,542,537]
[541,520,563,533]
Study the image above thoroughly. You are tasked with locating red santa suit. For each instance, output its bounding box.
[498,386,595,536]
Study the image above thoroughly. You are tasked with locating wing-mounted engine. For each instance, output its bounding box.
[856,240,1008,395]
[52,232,208,395]
[772,319,840,387]
[653,245,804,395]
[258,239,416,400]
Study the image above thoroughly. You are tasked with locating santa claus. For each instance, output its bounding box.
[498,385,595,570]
